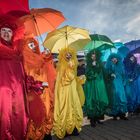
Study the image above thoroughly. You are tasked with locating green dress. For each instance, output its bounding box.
[84,51,109,119]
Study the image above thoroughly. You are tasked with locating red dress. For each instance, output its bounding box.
[0,36,28,139]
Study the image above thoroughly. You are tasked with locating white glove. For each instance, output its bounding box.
[111,73,116,78]
[42,82,48,87]
[92,61,96,66]
[129,79,133,82]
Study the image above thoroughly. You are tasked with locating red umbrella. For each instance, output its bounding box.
[0,0,30,17]
[19,8,65,36]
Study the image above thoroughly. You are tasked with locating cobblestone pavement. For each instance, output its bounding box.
[52,115,140,140]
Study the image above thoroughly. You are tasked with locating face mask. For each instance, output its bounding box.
[28,42,36,52]
[66,53,72,61]
[0,27,13,42]
[44,49,50,55]
[91,54,96,61]
[112,58,118,64]
[130,56,135,62]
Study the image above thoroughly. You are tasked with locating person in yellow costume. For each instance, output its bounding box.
[53,47,84,139]
[22,36,55,140]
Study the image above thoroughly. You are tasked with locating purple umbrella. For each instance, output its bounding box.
[125,40,140,51]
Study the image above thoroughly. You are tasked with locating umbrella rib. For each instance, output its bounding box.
[69,32,88,38]
[32,15,44,45]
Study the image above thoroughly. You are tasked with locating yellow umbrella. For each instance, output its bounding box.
[68,39,91,51]
[43,25,90,53]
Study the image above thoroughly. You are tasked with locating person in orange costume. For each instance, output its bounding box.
[41,48,56,102]
[22,36,55,140]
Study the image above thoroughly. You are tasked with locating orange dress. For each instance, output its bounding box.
[22,37,55,140]
[41,52,56,103]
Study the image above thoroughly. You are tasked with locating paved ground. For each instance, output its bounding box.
[52,115,140,140]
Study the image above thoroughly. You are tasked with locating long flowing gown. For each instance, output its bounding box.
[105,53,127,116]
[22,37,55,140]
[0,38,28,139]
[84,50,109,119]
[124,55,140,112]
[53,48,83,139]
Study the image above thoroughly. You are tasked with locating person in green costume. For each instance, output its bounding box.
[84,49,109,127]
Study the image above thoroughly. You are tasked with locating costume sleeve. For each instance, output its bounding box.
[132,65,140,80]
[61,60,75,86]
[0,45,17,59]
[85,67,98,80]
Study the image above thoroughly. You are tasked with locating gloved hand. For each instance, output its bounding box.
[111,73,116,79]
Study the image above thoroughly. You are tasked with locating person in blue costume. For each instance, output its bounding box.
[105,53,128,120]
[84,49,109,127]
[124,54,140,115]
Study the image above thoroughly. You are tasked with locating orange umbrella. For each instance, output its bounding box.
[19,8,65,36]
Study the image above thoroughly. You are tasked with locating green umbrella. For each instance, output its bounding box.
[90,34,113,43]
[84,34,114,51]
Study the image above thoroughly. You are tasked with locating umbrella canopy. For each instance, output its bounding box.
[43,25,90,53]
[19,8,65,36]
[90,34,113,43]
[0,0,30,17]
[68,39,91,51]
[130,47,140,54]
[114,42,124,49]
[84,34,114,51]
[125,40,140,51]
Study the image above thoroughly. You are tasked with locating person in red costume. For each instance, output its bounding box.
[0,15,28,140]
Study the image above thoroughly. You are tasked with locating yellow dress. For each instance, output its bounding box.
[76,75,86,106]
[53,48,83,139]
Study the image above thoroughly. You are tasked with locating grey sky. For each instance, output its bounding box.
[30,0,140,43]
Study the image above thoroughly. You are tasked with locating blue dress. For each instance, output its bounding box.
[105,53,127,116]
[124,55,140,112]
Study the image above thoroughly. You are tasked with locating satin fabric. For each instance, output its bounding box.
[124,55,140,112]
[53,48,83,139]
[84,64,109,118]
[105,54,127,116]
[0,41,28,140]
[22,38,55,140]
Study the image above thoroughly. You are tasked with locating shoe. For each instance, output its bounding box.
[90,119,96,127]
[120,116,128,120]
[113,116,117,120]
[96,120,103,124]
[72,127,79,136]
[43,134,52,140]
[119,114,128,120]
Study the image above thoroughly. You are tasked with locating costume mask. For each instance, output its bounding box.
[66,52,72,61]
[0,27,13,42]
[112,57,118,64]
[130,56,135,63]
[44,48,50,55]
[91,54,96,61]
[28,42,36,52]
